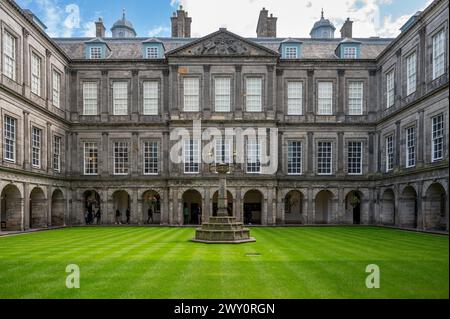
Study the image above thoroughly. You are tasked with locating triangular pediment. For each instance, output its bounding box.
[167,29,279,57]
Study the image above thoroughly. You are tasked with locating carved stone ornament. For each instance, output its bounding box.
[194,36,249,56]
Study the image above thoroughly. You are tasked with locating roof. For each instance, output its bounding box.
[54,35,392,60]
[111,10,136,33]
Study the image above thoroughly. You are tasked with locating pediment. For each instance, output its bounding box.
[167,29,279,57]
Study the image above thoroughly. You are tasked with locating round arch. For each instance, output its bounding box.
[182,189,203,225]
[243,189,263,225]
[424,182,447,231]
[400,186,418,228]
[315,190,334,224]
[142,190,161,224]
[29,187,47,229]
[345,190,364,225]
[0,184,23,231]
[51,189,65,226]
[284,190,305,224]
[381,188,396,225]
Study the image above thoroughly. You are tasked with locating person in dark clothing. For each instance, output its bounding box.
[115,209,121,224]
[95,209,101,225]
[147,207,153,224]
[126,209,131,224]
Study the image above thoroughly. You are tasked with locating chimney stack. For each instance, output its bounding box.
[171,5,192,38]
[256,8,277,38]
[95,18,105,38]
[340,18,353,38]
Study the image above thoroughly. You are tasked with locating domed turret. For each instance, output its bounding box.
[111,9,137,38]
[310,9,335,38]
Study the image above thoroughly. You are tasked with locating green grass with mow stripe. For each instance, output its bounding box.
[0,226,447,299]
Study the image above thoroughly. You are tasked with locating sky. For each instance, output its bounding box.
[15,0,432,39]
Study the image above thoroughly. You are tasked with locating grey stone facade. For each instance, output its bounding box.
[0,0,448,232]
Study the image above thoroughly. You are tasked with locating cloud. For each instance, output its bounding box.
[176,0,429,38]
[83,21,96,37]
[148,26,171,37]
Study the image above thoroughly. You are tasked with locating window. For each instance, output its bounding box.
[215,137,232,164]
[386,70,394,108]
[317,82,333,115]
[183,139,200,173]
[214,77,231,112]
[31,53,41,96]
[89,47,102,59]
[143,141,158,174]
[52,70,61,108]
[53,135,61,172]
[146,47,159,59]
[317,141,332,175]
[432,30,445,80]
[406,127,416,168]
[287,141,302,175]
[432,113,444,162]
[3,30,16,80]
[84,142,98,175]
[348,81,363,115]
[183,78,200,112]
[246,138,261,173]
[385,135,394,172]
[287,81,303,115]
[406,52,416,95]
[113,82,128,115]
[31,127,41,168]
[285,47,298,59]
[83,82,98,115]
[246,77,262,112]
[343,47,357,59]
[3,115,16,162]
[113,141,129,175]
[347,141,362,175]
[143,81,159,115]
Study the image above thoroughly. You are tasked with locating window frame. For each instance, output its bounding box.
[183,77,200,112]
[406,51,417,96]
[3,115,17,163]
[347,81,364,115]
[83,141,99,175]
[432,29,445,80]
[183,138,201,174]
[89,46,102,59]
[53,135,62,172]
[143,140,159,175]
[287,81,303,115]
[343,46,357,59]
[82,81,99,115]
[245,77,263,112]
[30,51,42,97]
[347,141,363,175]
[405,126,416,168]
[142,80,159,115]
[2,29,17,81]
[285,46,298,59]
[386,69,395,108]
[385,135,394,172]
[431,113,444,162]
[112,81,129,116]
[246,137,261,174]
[287,140,302,175]
[31,126,42,169]
[52,69,61,108]
[214,77,232,112]
[317,81,333,115]
[317,141,333,175]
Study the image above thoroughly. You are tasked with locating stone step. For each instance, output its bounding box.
[195,229,253,241]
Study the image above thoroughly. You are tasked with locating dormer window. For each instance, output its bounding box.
[90,47,102,59]
[343,47,357,59]
[146,47,159,59]
[285,47,298,59]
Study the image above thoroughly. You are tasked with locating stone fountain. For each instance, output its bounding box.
[192,163,255,244]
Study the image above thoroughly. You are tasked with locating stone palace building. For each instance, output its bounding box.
[0,0,448,231]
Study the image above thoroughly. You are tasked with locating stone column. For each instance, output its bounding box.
[337,69,345,120]
[100,70,109,122]
[161,188,169,225]
[368,69,377,120]
[307,188,314,224]
[417,109,424,167]
[47,187,52,226]
[163,69,170,118]
[262,194,268,226]
[395,120,401,169]
[45,49,52,108]
[170,65,179,112]
[203,65,211,116]
[234,65,242,118]
[162,131,169,176]
[47,122,52,174]
[23,183,30,230]
[101,188,108,224]
[23,111,30,170]
[22,28,30,97]
[395,48,402,106]
[203,187,211,222]
[102,132,109,176]
[376,131,381,173]
[276,69,284,120]
[416,181,424,229]
[131,70,139,121]
[337,188,345,224]
[72,132,79,175]
[307,69,314,120]
[132,188,139,224]
[131,132,139,177]
[70,70,79,121]
[235,188,242,222]
[337,132,344,176]
[307,132,314,175]
[418,26,426,96]
[368,132,375,173]
[266,65,275,118]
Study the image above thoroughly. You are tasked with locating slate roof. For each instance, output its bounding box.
[54,35,393,60]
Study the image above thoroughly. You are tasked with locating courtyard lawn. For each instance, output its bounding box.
[0,226,447,299]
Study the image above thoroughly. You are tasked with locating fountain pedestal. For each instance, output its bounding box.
[192,163,255,244]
